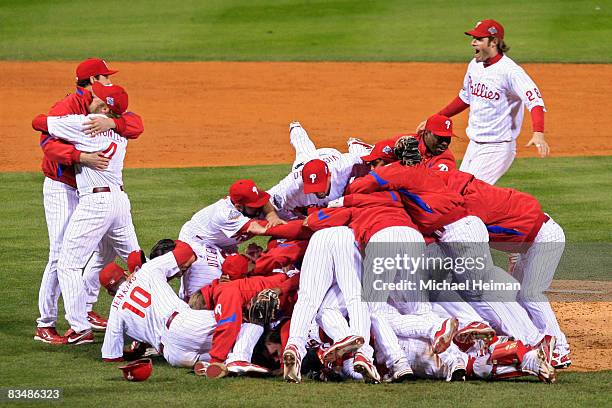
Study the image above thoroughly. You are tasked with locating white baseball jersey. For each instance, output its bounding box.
[179,197,252,252]
[459,55,545,143]
[268,149,361,219]
[101,252,189,359]
[46,114,127,193]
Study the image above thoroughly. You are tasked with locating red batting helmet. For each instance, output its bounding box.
[118,358,153,382]
[99,262,127,290]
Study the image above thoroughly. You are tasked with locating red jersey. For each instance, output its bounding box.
[441,170,547,250]
[200,273,299,363]
[38,87,144,187]
[252,239,309,276]
[306,191,417,247]
[346,162,467,236]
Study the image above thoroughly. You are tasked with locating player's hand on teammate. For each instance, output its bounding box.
[247,221,268,235]
[526,132,550,158]
[265,211,287,228]
[83,116,116,136]
[80,151,110,170]
[327,197,344,208]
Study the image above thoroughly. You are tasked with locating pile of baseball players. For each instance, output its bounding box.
[32,19,572,384]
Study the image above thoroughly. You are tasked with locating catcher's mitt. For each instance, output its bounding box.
[394,135,422,166]
[248,288,280,326]
[188,291,206,310]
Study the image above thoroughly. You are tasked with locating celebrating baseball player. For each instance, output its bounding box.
[32,82,140,345]
[34,58,144,345]
[418,19,549,184]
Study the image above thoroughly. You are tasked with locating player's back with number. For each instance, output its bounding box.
[102,254,189,358]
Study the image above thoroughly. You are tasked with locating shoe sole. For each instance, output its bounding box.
[33,335,65,345]
[455,326,496,344]
[354,361,380,384]
[193,363,207,376]
[283,350,301,383]
[227,366,270,376]
[206,364,228,379]
[535,350,557,384]
[322,336,364,363]
[450,368,467,382]
[553,360,572,369]
[67,338,94,345]
[433,318,459,354]
[89,325,106,332]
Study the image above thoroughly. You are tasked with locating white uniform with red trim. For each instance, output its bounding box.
[269,124,362,219]
[46,114,140,333]
[458,55,545,184]
[177,197,252,298]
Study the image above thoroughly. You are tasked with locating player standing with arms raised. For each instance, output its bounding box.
[418,19,549,184]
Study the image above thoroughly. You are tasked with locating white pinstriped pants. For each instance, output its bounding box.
[57,190,139,332]
[287,227,372,359]
[37,178,79,328]
[459,140,516,184]
[513,217,569,352]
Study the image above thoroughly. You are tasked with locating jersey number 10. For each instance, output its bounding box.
[122,286,151,318]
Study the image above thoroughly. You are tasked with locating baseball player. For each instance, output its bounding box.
[284,225,380,384]
[34,58,144,344]
[345,139,546,347]
[32,82,140,345]
[418,19,549,184]
[437,169,571,367]
[177,179,282,298]
[268,123,362,220]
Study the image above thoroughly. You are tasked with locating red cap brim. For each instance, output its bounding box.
[245,191,270,208]
[303,179,328,194]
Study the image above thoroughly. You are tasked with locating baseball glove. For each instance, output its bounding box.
[394,135,422,166]
[188,291,206,310]
[248,288,280,326]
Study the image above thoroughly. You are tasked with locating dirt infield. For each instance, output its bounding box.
[1,61,610,372]
[1,61,612,172]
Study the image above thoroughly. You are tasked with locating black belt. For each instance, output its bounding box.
[166,311,179,330]
[92,186,124,193]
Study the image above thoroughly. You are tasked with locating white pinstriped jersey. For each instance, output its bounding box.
[179,197,252,252]
[459,55,545,143]
[46,114,127,193]
[101,252,190,359]
[268,149,361,218]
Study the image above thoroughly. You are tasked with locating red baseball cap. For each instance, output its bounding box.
[301,159,330,194]
[118,358,153,382]
[465,19,504,39]
[92,82,129,115]
[361,138,398,163]
[99,262,127,290]
[424,114,457,137]
[76,58,118,81]
[229,179,270,208]
[222,253,250,280]
[127,249,146,273]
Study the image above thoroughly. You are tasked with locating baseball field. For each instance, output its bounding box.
[0,1,610,407]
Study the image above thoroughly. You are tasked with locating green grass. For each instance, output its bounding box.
[0,156,610,406]
[1,0,611,62]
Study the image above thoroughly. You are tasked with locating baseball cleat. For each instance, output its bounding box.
[522,349,557,384]
[552,351,572,369]
[322,335,364,363]
[283,344,302,383]
[193,361,209,376]
[34,327,66,345]
[289,121,302,130]
[353,352,380,384]
[433,317,459,354]
[227,361,271,376]
[391,357,415,382]
[537,335,556,364]
[453,321,496,351]
[64,329,94,345]
[448,361,467,382]
[87,311,108,331]
[205,362,229,379]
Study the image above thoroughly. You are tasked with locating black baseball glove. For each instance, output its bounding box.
[248,289,280,326]
[394,135,422,166]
